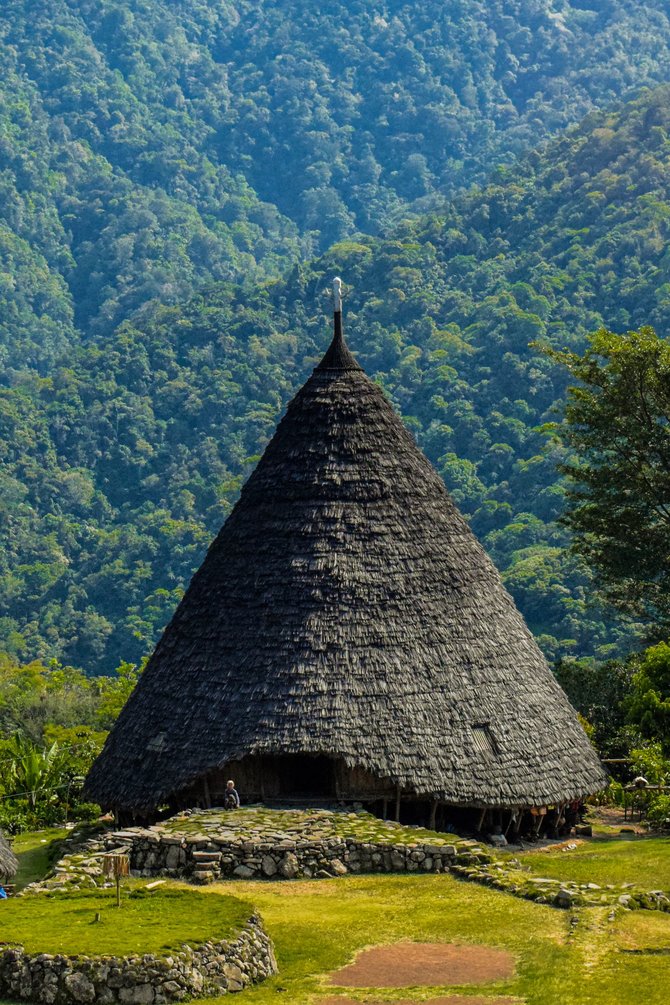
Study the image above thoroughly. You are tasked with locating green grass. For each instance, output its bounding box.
[189,872,667,1005]
[0,886,251,957]
[3,816,670,1004]
[10,828,69,890]
[506,835,670,891]
[613,909,670,951]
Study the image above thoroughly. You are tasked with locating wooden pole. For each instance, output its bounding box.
[103,854,130,909]
[382,798,388,821]
[429,799,438,831]
[395,785,401,822]
[202,776,211,809]
[504,809,516,837]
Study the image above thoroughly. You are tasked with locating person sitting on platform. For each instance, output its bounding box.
[224,779,240,809]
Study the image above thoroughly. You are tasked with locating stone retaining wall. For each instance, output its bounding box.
[0,915,277,1004]
[120,832,473,883]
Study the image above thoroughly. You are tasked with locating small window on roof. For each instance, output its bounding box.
[472,724,498,756]
[147,732,166,752]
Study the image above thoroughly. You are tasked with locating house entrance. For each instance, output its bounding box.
[274,754,336,798]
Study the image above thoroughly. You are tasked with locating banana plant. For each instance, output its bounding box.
[4,735,60,809]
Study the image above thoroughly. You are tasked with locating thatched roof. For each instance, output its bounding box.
[0,832,18,883]
[86,309,606,813]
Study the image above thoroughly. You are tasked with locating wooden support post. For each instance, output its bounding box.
[395,785,401,822]
[429,799,438,831]
[556,801,566,835]
[504,809,516,838]
[532,809,545,837]
[202,775,211,809]
[476,807,486,832]
[382,798,388,821]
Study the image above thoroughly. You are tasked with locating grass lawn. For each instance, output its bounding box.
[9,828,69,890]
[0,886,251,957]
[192,872,670,1005]
[613,909,670,951]
[506,835,670,891]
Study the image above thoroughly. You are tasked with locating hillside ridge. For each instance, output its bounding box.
[3,84,669,669]
[2,0,670,367]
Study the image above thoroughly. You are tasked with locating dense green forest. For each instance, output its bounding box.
[2,1,670,367]
[5,83,670,670]
[3,1,670,834]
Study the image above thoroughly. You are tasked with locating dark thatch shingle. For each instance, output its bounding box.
[0,833,18,883]
[86,318,606,812]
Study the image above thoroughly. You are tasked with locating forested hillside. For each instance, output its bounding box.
[2,0,670,369]
[5,84,670,671]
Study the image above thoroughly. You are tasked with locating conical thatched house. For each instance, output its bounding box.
[86,282,606,828]
[0,833,18,885]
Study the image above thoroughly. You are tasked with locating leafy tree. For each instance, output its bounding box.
[0,652,139,830]
[554,655,636,758]
[548,327,670,631]
[96,661,142,727]
[626,642,670,752]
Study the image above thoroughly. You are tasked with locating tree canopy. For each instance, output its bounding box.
[2,1,670,364]
[549,327,670,631]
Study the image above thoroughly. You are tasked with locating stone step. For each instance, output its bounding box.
[192,851,222,862]
[193,870,215,885]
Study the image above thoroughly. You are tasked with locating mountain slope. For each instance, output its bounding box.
[4,84,670,671]
[2,0,670,368]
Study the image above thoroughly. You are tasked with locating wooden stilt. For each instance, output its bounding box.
[203,776,211,809]
[556,801,566,836]
[504,809,516,837]
[476,807,486,832]
[382,798,388,820]
[395,785,401,822]
[429,799,438,831]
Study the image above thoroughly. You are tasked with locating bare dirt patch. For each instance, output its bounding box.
[319,997,520,1005]
[589,806,647,835]
[329,942,515,988]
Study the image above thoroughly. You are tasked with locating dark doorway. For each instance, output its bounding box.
[274,755,336,797]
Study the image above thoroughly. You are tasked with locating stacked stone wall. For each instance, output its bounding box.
[0,916,276,1005]
[122,830,469,882]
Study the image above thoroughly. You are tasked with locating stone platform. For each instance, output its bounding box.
[0,914,276,1004]
[43,808,485,887]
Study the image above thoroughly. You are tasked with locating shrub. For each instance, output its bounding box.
[646,794,670,830]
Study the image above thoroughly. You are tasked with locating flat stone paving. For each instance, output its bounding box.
[158,807,464,848]
[329,942,516,988]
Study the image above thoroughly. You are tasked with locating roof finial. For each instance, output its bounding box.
[333,276,343,314]
[316,276,361,371]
